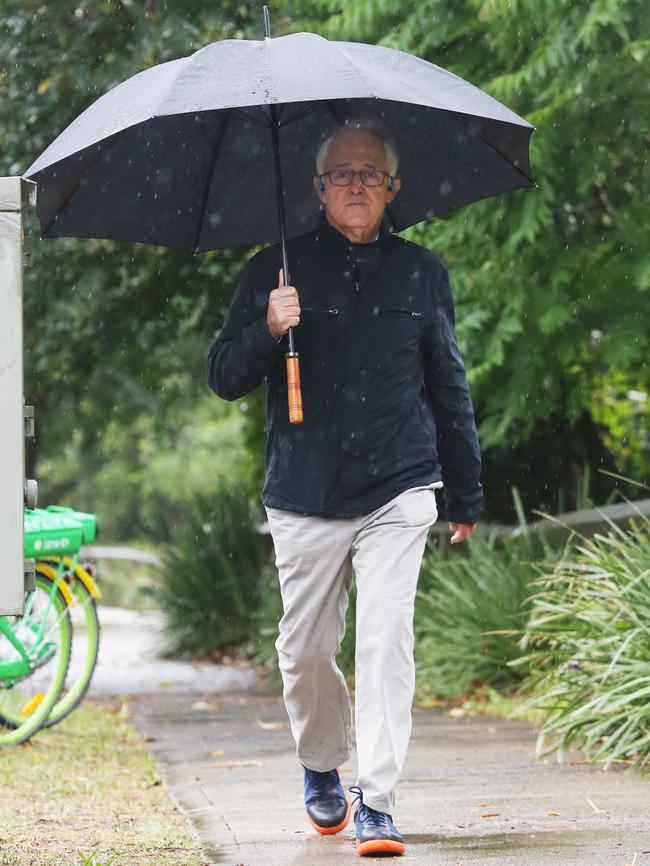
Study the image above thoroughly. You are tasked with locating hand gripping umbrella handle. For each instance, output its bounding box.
[285,347,303,424]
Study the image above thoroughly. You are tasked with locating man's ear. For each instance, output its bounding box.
[386,176,401,203]
[313,175,326,204]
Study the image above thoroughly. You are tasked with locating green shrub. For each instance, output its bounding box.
[414,531,556,701]
[515,513,650,772]
[155,483,272,657]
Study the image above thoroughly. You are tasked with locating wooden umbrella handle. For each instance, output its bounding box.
[285,352,303,424]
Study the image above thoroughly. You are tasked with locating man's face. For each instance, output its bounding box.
[313,129,401,238]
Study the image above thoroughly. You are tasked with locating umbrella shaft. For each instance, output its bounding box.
[269,102,294,355]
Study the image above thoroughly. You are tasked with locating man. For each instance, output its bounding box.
[207,122,483,857]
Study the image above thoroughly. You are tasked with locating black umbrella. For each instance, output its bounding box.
[24,8,536,424]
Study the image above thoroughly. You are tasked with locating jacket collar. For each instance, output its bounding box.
[314,209,393,251]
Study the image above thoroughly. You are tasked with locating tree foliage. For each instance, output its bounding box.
[290,0,650,508]
[1,1,267,535]
[1,0,647,537]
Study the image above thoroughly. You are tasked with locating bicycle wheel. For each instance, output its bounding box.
[0,573,72,746]
[37,562,101,727]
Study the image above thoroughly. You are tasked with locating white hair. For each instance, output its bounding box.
[316,120,399,176]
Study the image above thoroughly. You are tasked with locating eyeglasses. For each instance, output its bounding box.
[319,168,394,187]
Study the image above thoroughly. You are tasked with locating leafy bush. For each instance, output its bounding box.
[155,483,272,657]
[515,512,650,772]
[414,531,559,701]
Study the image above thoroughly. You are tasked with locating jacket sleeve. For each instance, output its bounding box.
[207,250,285,401]
[422,262,484,524]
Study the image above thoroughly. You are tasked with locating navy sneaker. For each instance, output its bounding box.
[350,786,405,856]
[303,766,350,834]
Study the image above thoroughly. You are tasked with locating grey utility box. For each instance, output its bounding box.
[0,177,37,615]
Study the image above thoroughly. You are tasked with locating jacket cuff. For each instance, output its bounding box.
[445,494,485,525]
[242,315,285,359]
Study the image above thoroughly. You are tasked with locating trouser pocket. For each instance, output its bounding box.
[394,484,439,527]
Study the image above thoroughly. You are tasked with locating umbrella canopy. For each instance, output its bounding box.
[24,31,535,254]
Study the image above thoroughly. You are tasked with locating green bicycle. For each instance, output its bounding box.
[35,507,102,728]
[0,507,100,745]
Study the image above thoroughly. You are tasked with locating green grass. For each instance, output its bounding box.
[0,701,203,866]
[77,854,117,866]
[514,513,650,772]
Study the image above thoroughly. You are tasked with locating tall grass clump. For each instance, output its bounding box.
[515,513,650,772]
[156,482,271,657]
[414,530,558,701]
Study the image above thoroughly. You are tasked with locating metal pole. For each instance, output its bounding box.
[268,104,295,355]
[264,4,294,355]
[263,6,303,423]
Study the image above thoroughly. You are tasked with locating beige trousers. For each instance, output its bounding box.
[264,481,442,813]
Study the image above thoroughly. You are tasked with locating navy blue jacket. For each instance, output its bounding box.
[207,215,484,524]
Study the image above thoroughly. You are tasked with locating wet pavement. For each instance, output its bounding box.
[130,691,650,866]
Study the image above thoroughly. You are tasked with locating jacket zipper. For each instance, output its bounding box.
[378,308,424,318]
[301,307,339,314]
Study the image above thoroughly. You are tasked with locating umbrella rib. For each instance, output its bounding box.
[328,41,375,98]
[193,111,231,254]
[230,107,271,128]
[41,132,122,237]
[323,99,347,128]
[278,103,323,128]
[452,111,536,186]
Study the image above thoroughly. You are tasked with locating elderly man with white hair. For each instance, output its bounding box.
[208,121,484,857]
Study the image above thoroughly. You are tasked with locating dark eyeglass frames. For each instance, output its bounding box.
[319,168,395,187]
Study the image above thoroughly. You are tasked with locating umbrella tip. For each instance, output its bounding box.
[263,5,271,40]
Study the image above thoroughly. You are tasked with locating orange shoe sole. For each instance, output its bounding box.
[356,838,406,856]
[307,797,351,835]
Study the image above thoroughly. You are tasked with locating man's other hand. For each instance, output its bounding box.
[267,268,301,339]
[449,522,476,544]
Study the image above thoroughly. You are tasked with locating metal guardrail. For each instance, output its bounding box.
[510,497,650,538]
[428,498,650,540]
[80,545,161,566]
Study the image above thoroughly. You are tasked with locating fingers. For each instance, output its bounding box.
[449,523,476,544]
[276,268,297,298]
[268,271,300,338]
[273,292,299,308]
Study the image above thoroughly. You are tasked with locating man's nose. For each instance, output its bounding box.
[350,173,364,192]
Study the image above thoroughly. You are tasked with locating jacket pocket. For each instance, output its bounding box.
[375,307,425,319]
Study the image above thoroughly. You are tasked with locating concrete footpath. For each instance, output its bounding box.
[130,691,650,866]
